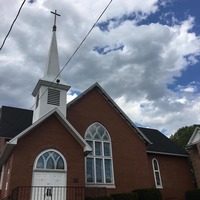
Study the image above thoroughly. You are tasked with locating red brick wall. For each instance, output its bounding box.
[147,154,194,200]
[9,115,85,191]
[67,88,153,194]
[0,156,13,198]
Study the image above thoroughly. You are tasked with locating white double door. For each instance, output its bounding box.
[32,171,67,200]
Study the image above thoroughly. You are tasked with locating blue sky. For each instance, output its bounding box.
[0,0,200,135]
[155,0,200,89]
[95,0,200,91]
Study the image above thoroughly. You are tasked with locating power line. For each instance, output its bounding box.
[30,0,113,110]
[0,0,27,51]
[0,1,113,137]
[60,0,113,75]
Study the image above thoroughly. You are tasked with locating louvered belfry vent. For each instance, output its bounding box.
[47,88,60,106]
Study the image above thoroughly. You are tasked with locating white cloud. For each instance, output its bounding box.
[67,92,78,103]
[181,87,196,93]
[1,0,200,134]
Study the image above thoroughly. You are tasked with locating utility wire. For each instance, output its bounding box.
[30,0,113,110]
[59,0,113,76]
[0,0,113,137]
[0,0,27,51]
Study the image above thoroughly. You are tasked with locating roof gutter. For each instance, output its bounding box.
[147,150,189,157]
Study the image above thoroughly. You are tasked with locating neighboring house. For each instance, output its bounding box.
[187,127,200,188]
[0,18,195,200]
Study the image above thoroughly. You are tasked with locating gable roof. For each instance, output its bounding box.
[0,106,33,139]
[0,84,188,162]
[68,82,152,145]
[139,127,188,157]
[187,127,200,147]
[0,108,92,169]
[9,108,92,152]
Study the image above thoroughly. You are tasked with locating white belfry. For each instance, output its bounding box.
[32,10,70,123]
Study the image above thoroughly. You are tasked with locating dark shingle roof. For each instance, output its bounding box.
[0,106,188,157]
[0,106,33,139]
[139,127,188,156]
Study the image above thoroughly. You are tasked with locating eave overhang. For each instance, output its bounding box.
[32,79,70,97]
[147,150,189,157]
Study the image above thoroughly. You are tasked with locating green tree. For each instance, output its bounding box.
[170,124,200,148]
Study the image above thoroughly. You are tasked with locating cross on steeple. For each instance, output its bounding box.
[50,10,61,31]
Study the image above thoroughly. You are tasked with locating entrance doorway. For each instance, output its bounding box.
[32,150,67,200]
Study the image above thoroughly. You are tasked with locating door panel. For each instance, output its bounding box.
[32,171,66,200]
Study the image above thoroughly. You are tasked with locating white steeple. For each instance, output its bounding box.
[32,10,70,123]
[43,30,60,82]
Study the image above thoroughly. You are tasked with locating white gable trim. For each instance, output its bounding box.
[187,127,200,147]
[8,108,92,153]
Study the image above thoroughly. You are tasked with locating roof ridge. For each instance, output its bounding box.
[67,82,151,144]
[67,82,99,107]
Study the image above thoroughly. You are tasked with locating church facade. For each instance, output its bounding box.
[0,13,195,200]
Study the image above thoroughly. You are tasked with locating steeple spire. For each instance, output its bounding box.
[32,10,70,123]
[43,10,61,82]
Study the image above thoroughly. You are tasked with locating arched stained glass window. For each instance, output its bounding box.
[85,122,114,185]
[36,150,65,170]
[152,158,162,188]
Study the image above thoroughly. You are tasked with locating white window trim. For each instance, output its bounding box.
[152,158,163,189]
[33,149,67,172]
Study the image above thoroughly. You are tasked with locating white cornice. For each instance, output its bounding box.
[32,79,70,97]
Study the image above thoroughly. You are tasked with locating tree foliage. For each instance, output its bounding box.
[170,124,200,148]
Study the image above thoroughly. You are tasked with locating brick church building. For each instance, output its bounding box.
[0,12,195,200]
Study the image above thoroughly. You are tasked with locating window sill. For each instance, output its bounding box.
[33,169,67,173]
[156,186,163,189]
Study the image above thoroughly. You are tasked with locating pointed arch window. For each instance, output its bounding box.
[35,150,65,170]
[85,122,114,185]
[152,158,162,188]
